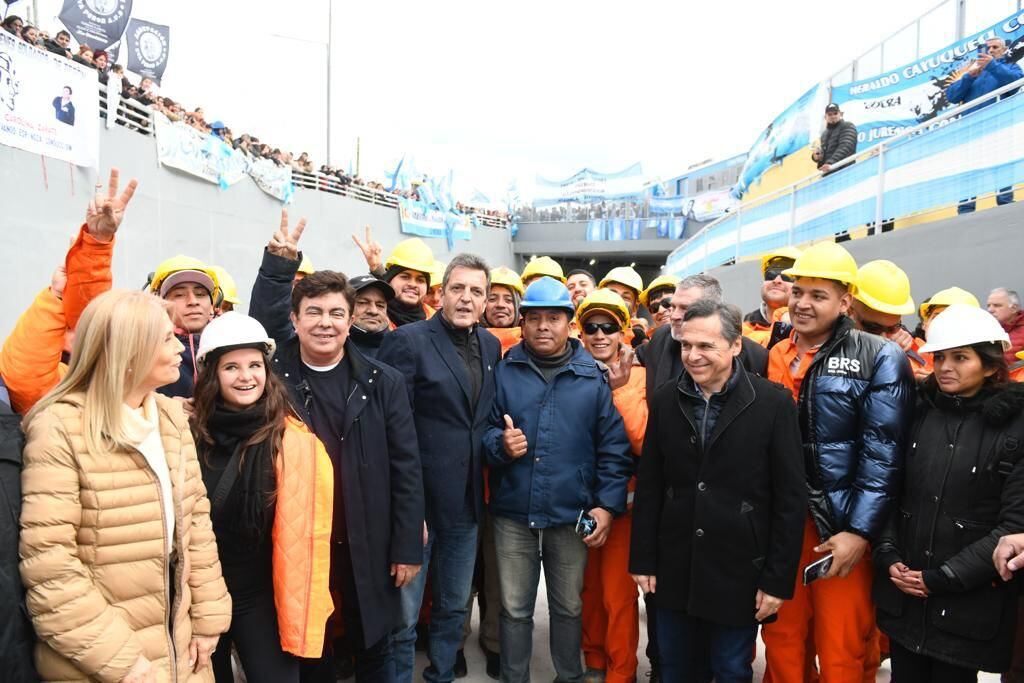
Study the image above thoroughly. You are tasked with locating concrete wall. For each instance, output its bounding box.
[0,125,513,340]
[708,201,1024,320]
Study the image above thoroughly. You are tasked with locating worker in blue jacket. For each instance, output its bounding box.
[947,36,1023,213]
[483,276,632,683]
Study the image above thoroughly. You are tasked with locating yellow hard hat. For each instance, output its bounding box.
[640,274,679,308]
[783,241,858,286]
[598,266,644,296]
[491,266,525,296]
[920,286,980,319]
[521,256,566,284]
[297,255,315,275]
[760,246,803,275]
[150,255,221,301]
[210,265,242,306]
[576,288,630,331]
[384,237,435,276]
[853,260,914,315]
[428,260,446,288]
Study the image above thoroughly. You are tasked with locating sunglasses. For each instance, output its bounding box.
[648,299,673,312]
[764,267,794,283]
[859,319,903,336]
[583,321,620,335]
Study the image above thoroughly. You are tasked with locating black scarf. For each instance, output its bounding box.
[387,298,426,328]
[349,324,387,350]
[523,340,574,383]
[201,399,276,541]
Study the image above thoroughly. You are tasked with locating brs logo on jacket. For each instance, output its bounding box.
[826,356,862,375]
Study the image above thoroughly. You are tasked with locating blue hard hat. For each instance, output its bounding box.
[519,276,574,314]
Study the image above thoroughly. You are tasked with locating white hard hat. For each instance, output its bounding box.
[195,311,277,368]
[919,304,1010,353]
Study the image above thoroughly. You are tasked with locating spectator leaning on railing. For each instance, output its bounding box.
[812,103,857,175]
[947,37,1023,213]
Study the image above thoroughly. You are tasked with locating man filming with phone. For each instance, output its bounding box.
[483,276,632,683]
[629,300,806,682]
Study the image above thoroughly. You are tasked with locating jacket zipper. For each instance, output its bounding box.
[915,411,964,653]
[132,443,178,683]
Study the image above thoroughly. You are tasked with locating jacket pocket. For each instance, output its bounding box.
[578,467,595,510]
[741,501,764,559]
[952,517,995,547]
[930,586,1006,640]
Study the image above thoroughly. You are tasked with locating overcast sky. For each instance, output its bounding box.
[21,0,973,198]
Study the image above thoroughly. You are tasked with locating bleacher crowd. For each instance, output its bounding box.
[2,14,510,225]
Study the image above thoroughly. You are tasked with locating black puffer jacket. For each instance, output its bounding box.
[873,379,1024,672]
[818,119,858,168]
[0,393,38,680]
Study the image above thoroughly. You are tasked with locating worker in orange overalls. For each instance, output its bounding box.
[638,275,679,335]
[599,266,649,346]
[577,289,646,683]
[743,247,802,347]
[483,267,524,355]
[351,227,437,328]
[760,242,915,683]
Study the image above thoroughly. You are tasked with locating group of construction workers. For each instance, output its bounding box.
[3,166,1024,683]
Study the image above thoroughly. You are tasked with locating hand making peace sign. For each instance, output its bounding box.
[267,208,307,261]
[85,168,138,243]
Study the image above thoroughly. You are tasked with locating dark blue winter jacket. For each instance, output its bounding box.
[796,316,915,542]
[483,339,632,528]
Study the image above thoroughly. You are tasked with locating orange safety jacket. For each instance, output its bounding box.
[742,306,788,348]
[610,363,647,510]
[387,302,436,331]
[1010,362,1024,383]
[905,336,932,377]
[274,417,336,658]
[0,225,112,414]
[487,326,522,357]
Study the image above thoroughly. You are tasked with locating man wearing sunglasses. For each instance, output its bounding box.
[743,248,801,347]
[850,260,931,381]
[639,276,679,332]
[577,289,648,683]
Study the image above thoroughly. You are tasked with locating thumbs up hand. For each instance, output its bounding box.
[502,414,528,459]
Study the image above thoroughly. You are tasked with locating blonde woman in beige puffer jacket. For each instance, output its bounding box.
[20,290,232,683]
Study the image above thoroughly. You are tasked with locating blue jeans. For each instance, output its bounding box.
[393,500,478,683]
[655,607,756,683]
[493,516,588,683]
[957,186,1014,214]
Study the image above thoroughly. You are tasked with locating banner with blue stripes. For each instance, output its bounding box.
[398,197,471,241]
[832,9,1024,149]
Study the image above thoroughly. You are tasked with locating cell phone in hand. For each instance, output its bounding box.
[575,509,596,537]
[803,554,834,585]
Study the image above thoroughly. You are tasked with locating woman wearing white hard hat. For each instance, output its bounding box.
[191,312,335,683]
[873,304,1024,679]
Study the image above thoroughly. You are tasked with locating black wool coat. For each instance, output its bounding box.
[629,364,807,627]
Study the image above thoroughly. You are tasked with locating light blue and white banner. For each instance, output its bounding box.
[0,31,100,167]
[832,9,1024,148]
[534,163,644,206]
[666,88,1024,278]
[649,195,693,215]
[691,188,739,221]
[735,82,830,196]
[154,112,248,188]
[248,157,294,203]
[398,197,472,241]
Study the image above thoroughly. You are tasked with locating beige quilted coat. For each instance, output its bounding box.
[19,392,232,682]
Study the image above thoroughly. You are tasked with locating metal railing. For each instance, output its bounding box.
[827,0,1024,86]
[666,74,1024,276]
[94,84,509,228]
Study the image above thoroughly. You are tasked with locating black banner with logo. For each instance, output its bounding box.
[125,18,169,84]
[58,0,133,49]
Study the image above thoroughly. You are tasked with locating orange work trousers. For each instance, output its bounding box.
[582,513,640,683]
[762,516,876,683]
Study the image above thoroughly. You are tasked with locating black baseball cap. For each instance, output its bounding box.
[349,274,395,301]
[825,103,841,113]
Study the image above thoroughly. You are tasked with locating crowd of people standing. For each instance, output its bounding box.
[2,165,1024,683]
